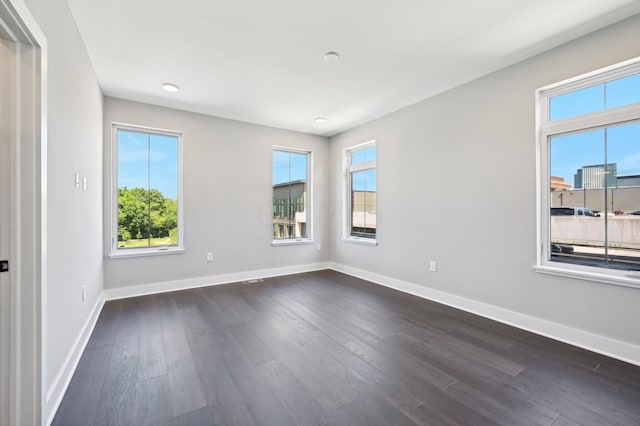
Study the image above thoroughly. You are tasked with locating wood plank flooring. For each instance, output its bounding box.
[52,270,640,425]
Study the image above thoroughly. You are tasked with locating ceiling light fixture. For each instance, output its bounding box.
[161,82,180,93]
[324,51,339,62]
[314,117,327,124]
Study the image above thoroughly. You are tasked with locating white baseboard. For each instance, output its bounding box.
[329,262,640,366]
[103,262,331,301]
[46,295,105,425]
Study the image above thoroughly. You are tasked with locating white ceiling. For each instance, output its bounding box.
[66,0,640,137]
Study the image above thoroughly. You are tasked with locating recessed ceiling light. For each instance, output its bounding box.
[324,52,339,62]
[161,82,180,93]
[314,117,327,124]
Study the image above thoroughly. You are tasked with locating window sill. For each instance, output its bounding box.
[342,237,377,246]
[533,264,640,289]
[271,239,314,247]
[108,247,185,259]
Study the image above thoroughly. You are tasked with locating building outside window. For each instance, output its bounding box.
[345,141,377,242]
[111,124,183,256]
[272,148,311,243]
[537,58,640,284]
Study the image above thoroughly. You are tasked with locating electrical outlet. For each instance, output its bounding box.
[316,243,322,251]
[429,261,437,272]
[82,176,87,191]
[74,172,80,189]
[206,252,213,262]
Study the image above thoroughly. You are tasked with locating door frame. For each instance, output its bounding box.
[0,0,47,424]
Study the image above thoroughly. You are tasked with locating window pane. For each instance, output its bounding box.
[351,169,376,237]
[273,150,308,240]
[117,130,151,248]
[606,72,640,110]
[351,146,376,165]
[272,150,291,185]
[289,152,307,181]
[549,129,606,267]
[117,130,149,191]
[149,134,179,247]
[606,122,640,270]
[550,84,604,121]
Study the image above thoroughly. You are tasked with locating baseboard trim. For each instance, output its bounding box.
[45,295,105,425]
[329,262,640,366]
[103,262,331,301]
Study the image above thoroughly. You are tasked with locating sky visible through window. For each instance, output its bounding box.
[273,150,307,185]
[550,72,640,187]
[118,130,178,199]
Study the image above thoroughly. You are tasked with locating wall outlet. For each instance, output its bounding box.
[206,252,213,262]
[316,243,321,251]
[74,172,80,189]
[429,261,437,272]
[81,285,86,301]
[82,176,87,191]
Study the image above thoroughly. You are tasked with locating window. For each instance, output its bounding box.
[344,141,376,242]
[272,148,311,244]
[111,124,183,257]
[537,58,640,285]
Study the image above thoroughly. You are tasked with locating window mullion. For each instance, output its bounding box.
[604,129,609,266]
[147,133,151,247]
[349,160,376,173]
[544,103,640,136]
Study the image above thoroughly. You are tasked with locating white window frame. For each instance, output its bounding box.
[535,57,640,288]
[343,140,377,245]
[271,146,314,246]
[109,123,185,258]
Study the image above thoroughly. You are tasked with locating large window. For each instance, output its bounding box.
[345,141,376,242]
[111,124,183,256]
[272,148,311,243]
[537,58,640,285]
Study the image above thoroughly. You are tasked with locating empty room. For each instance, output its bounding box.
[1,0,640,425]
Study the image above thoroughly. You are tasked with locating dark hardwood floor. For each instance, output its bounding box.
[52,270,640,425]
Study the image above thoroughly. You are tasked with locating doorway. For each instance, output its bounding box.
[0,1,46,425]
[0,36,13,426]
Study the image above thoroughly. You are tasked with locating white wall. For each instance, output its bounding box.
[103,98,329,291]
[23,0,104,418]
[329,15,640,352]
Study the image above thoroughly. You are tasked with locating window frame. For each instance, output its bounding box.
[271,146,314,246]
[109,123,185,258]
[535,57,640,288]
[343,140,377,245]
